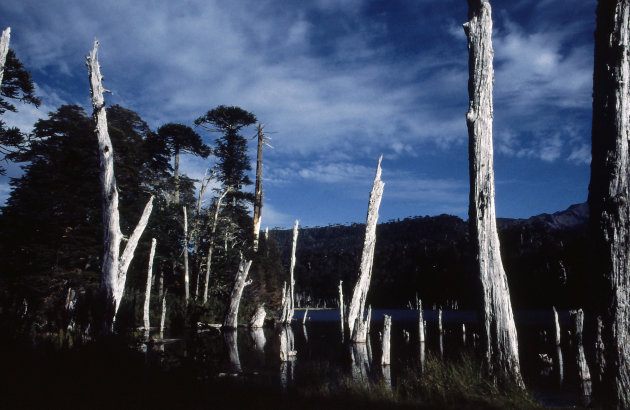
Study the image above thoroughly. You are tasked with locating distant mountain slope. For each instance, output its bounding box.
[270,204,590,310]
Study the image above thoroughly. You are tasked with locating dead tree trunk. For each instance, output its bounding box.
[552,306,561,346]
[588,1,630,407]
[381,314,392,365]
[87,40,154,328]
[143,238,157,331]
[0,27,10,86]
[203,188,229,304]
[249,304,266,328]
[280,220,298,324]
[570,309,592,407]
[339,280,345,338]
[418,299,425,343]
[463,1,523,386]
[182,206,189,304]
[223,259,253,329]
[253,124,265,252]
[347,156,385,341]
[160,291,167,338]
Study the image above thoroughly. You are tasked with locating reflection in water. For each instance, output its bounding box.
[223,329,241,374]
[439,333,444,358]
[279,325,297,362]
[302,324,309,343]
[419,341,426,374]
[351,342,371,383]
[382,365,392,391]
[555,345,564,386]
[250,327,266,353]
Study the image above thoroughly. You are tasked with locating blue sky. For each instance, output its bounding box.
[0,0,595,228]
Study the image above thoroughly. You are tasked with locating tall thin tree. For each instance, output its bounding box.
[463,0,523,386]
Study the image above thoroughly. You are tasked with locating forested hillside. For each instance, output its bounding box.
[272,203,589,310]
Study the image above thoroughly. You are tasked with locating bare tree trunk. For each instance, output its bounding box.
[253,124,265,251]
[352,305,372,343]
[182,206,189,304]
[463,1,522,386]
[160,291,167,338]
[280,220,298,324]
[0,27,10,86]
[570,309,592,407]
[588,1,630,407]
[203,188,229,304]
[347,156,384,341]
[249,304,266,328]
[143,238,156,331]
[339,280,345,339]
[418,299,425,343]
[594,315,605,386]
[87,41,154,328]
[438,307,443,334]
[552,306,561,346]
[381,314,391,365]
[223,259,253,329]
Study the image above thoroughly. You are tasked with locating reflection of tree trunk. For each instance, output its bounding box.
[143,238,157,333]
[87,41,153,329]
[223,329,241,374]
[348,157,384,341]
[250,327,266,353]
[464,1,522,386]
[588,2,630,407]
[279,325,297,362]
[223,259,253,329]
[555,345,564,386]
[420,341,426,374]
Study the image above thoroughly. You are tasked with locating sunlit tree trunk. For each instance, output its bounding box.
[463,1,523,386]
[0,27,10,85]
[253,124,265,251]
[348,156,384,342]
[381,314,391,365]
[570,309,592,407]
[223,259,253,329]
[182,206,189,304]
[87,40,154,328]
[280,220,298,324]
[143,238,157,331]
[249,304,266,328]
[588,1,630,407]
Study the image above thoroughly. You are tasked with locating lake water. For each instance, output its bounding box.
[146,309,580,407]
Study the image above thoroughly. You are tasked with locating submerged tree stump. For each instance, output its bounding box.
[463,0,523,386]
[381,314,392,365]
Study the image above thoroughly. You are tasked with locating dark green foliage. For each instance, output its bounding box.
[157,122,211,159]
[0,49,41,175]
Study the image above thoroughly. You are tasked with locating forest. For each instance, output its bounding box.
[1,0,630,409]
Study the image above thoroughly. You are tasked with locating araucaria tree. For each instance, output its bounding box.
[463,0,523,386]
[156,123,210,204]
[195,105,257,243]
[588,1,630,406]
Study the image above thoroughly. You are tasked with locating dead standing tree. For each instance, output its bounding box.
[0,27,10,85]
[279,220,299,324]
[588,1,630,407]
[87,41,154,328]
[347,156,384,343]
[253,124,272,252]
[223,259,253,329]
[463,1,523,386]
[203,187,230,304]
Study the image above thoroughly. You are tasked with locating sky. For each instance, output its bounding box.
[0,0,596,228]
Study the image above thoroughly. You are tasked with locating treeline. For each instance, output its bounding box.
[272,203,589,310]
[0,47,286,331]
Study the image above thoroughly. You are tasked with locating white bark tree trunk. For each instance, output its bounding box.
[552,306,561,346]
[438,307,443,334]
[588,1,630,406]
[249,304,266,328]
[0,27,10,86]
[381,314,391,365]
[143,238,157,331]
[160,291,167,338]
[253,124,265,252]
[280,220,298,324]
[339,280,345,339]
[352,305,371,343]
[418,299,425,343]
[203,188,229,304]
[182,206,189,304]
[279,325,297,362]
[87,41,154,328]
[463,1,523,386]
[223,259,253,329]
[347,156,384,341]
[570,309,592,407]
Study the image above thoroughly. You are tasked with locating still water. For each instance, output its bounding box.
[147,309,579,407]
